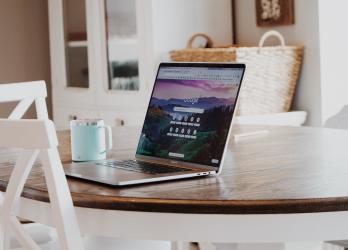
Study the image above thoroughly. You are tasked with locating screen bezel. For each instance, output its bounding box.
[135,62,246,171]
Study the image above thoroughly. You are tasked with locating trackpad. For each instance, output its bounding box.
[64,162,155,184]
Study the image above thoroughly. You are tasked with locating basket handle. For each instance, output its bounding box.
[187,33,214,48]
[258,30,286,47]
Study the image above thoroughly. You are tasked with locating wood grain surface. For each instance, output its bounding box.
[2,125,348,214]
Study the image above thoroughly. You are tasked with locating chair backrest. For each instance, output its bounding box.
[0,81,48,119]
[0,81,84,250]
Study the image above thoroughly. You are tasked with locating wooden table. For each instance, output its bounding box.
[2,125,348,247]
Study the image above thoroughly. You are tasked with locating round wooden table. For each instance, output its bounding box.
[2,125,348,245]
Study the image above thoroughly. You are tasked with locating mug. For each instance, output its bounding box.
[70,119,112,162]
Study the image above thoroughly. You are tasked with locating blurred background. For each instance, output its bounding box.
[0,0,347,130]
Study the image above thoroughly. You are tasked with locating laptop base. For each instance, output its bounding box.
[64,160,214,186]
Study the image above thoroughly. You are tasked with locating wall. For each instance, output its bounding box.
[0,0,52,118]
[151,0,233,67]
[318,0,348,124]
[234,0,322,126]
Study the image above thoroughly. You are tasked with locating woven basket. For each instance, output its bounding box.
[170,31,304,115]
[170,33,237,62]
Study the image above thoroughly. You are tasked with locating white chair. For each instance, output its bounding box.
[0,81,84,250]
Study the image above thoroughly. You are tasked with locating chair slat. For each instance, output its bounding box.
[0,81,47,103]
[34,97,49,119]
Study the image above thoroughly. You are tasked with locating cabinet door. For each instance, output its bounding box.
[87,0,152,127]
[48,0,100,128]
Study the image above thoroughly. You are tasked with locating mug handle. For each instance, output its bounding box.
[102,125,113,151]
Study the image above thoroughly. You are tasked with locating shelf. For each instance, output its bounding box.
[67,40,88,47]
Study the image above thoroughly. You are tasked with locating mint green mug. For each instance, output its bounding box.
[70,119,112,162]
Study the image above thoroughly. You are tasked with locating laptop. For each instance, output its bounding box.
[64,62,245,186]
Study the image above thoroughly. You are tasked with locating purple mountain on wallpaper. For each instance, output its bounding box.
[155,79,235,93]
[150,97,235,110]
[150,78,237,112]
[153,79,237,99]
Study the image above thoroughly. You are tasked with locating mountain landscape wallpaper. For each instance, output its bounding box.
[136,78,239,167]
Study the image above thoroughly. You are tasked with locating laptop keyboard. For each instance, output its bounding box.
[95,160,191,175]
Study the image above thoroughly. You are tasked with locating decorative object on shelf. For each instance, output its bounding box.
[105,0,139,91]
[170,30,304,116]
[187,33,214,48]
[255,0,295,27]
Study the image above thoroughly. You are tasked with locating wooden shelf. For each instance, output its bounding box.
[67,40,88,47]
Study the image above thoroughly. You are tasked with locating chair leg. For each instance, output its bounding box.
[9,216,40,250]
[40,148,84,250]
[4,231,10,250]
[0,150,40,250]
[0,224,7,250]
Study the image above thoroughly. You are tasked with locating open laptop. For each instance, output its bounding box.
[64,62,245,186]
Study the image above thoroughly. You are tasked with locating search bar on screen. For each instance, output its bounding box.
[173,107,204,113]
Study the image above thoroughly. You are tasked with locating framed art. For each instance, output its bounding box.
[255,0,295,27]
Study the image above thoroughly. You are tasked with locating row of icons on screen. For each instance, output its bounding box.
[174,116,200,122]
[167,124,198,138]
[169,127,197,135]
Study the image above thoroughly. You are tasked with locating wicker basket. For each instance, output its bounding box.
[170,31,304,115]
[170,33,237,62]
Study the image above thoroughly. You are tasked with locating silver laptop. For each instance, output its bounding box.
[64,62,245,186]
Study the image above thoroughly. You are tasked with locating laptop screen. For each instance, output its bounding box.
[136,63,245,168]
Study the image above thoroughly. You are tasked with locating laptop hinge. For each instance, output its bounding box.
[135,155,216,172]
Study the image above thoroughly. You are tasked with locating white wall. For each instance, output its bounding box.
[235,0,322,126]
[318,0,348,124]
[151,0,233,67]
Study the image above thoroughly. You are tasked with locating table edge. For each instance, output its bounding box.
[3,181,348,214]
